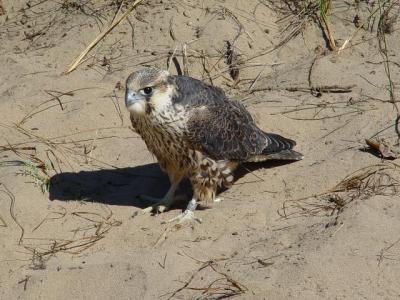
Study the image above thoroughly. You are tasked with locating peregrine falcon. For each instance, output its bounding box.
[125,68,303,223]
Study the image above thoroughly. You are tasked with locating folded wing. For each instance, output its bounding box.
[172,75,303,162]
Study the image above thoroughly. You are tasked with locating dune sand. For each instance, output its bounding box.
[1,1,400,299]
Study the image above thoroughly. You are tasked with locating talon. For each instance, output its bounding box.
[132,203,168,218]
[161,198,201,224]
[131,205,155,218]
[156,205,167,213]
[132,192,187,218]
[161,210,202,224]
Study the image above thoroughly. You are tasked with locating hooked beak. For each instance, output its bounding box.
[125,89,142,108]
[125,89,147,115]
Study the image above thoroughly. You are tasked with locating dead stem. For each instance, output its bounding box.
[0,184,25,245]
[64,0,144,74]
[18,88,97,126]
[377,0,399,139]
[23,207,122,269]
[339,0,393,53]
[32,206,67,233]
[251,85,355,94]
[317,0,337,51]
[182,43,189,76]
[378,237,400,266]
[164,255,246,300]
[317,120,352,140]
[280,163,400,219]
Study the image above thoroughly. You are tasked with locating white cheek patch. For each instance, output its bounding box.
[150,86,173,112]
[127,100,146,115]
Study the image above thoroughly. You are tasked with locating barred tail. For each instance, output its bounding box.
[246,133,303,162]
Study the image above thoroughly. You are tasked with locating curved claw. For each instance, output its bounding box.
[161,209,202,224]
[132,202,168,218]
[132,194,187,218]
[161,198,202,224]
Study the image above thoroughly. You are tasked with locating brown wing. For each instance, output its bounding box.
[170,75,298,161]
[185,100,296,161]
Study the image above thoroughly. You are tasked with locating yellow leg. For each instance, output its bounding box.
[162,198,202,224]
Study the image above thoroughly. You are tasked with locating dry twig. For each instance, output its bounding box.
[0,184,25,245]
[378,237,400,266]
[23,207,121,270]
[64,0,144,74]
[164,254,246,300]
[279,163,400,219]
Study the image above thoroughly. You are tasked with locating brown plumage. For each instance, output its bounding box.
[125,68,303,223]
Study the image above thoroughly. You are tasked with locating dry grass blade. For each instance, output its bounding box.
[0,184,25,244]
[376,0,400,138]
[378,237,400,266]
[339,0,392,53]
[269,97,370,121]
[280,163,400,219]
[32,206,67,233]
[64,0,144,74]
[265,0,318,52]
[330,164,399,196]
[166,46,178,72]
[317,0,336,50]
[23,207,121,270]
[182,43,189,76]
[164,258,247,300]
[252,85,355,94]
[18,88,95,126]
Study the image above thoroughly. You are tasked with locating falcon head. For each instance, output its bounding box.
[125,68,173,115]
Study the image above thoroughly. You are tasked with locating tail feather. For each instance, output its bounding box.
[246,150,304,162]
[245,132,304,162]
[263,133,296,154]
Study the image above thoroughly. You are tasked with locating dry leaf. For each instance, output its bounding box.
[365,138,400,160]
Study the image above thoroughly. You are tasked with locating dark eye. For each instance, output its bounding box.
[142,87,153,95]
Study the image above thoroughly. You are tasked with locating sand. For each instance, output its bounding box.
[1,0,400,299]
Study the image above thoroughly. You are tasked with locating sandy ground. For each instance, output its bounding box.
[1,0,400,299]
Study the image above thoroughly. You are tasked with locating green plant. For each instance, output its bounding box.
[19,160,51,193]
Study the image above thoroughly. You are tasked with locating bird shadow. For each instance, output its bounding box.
[49,160,297,208]
[49,163,171,208]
